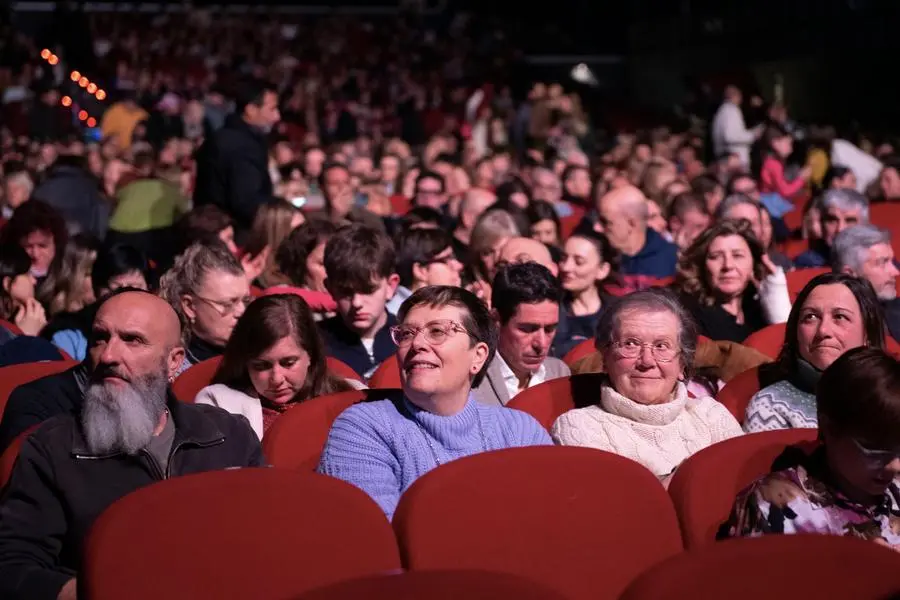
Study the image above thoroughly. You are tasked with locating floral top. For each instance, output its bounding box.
[719,448,900,546]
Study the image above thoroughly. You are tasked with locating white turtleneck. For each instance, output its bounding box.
[550,382,743,477]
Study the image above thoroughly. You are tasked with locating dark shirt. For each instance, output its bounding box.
[318,312,397,379]
[680,286,767,343]
[0,366,85,453]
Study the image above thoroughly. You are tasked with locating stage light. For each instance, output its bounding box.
[48,54,59,65]
[78,110,88,121]
[87,117,97,128]
[87,83,97,94]
[61,96,72,107]
[70,71,80,82]
[41,49,50,59]
[78,77,89,88]
[95,89,106,101]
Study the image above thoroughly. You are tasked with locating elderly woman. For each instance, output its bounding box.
[722,348,900,543]
[195,295,362,439]
[551,289,743,483]
[744,273,885,432]
[318,286,551,519]
[159,242,250,373]
[674,219,791,343]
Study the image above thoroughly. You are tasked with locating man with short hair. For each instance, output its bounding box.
[711,85,761,168]
[832,224,900,341]
[496,237,558,276]
[472,262,570,406]
[452,187,496,259]
[411,170,447,212]
[796,189,870,268]
[594,185,678,282]
[0,291,263,600]
[716,193,793,269]
[667,192,710,251]
[321,225,399,378]
[317,162,385,232]
[1,171,33,220]
[388,228,463,315]
[194,77,281,233]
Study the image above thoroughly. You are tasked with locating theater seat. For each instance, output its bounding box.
[0,359,79,418]
[667,429,819,549]
[785,267,830,300]
[714,366,761,421]
[83,469,401,600]
[394,446,683,600]
[505,373,606,431]
[742,323,785,359]
[621,535,900,600]
[368,355,401,389]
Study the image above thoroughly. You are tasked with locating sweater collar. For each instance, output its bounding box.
[402,394,481,445]
[600,381,687,426]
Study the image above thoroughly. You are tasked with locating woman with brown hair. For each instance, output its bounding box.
[673,219,791,343]
[243,197,305,288]
[194,294,363,439]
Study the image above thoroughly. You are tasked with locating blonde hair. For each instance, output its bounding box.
[469,209,521,280]
[43,235,97,316]
[244,198,304,287]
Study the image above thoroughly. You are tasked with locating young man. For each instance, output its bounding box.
[387,228,463,315]
[320,224,400,378]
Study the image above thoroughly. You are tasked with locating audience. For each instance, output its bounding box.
[388,228,463,315]
[318,286,551,518]
[744,273,885,432]
[795,189,869,268]
[552,289,742,485]
[0,244,45,337]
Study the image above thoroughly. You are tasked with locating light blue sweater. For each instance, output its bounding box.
[318,394,552,519]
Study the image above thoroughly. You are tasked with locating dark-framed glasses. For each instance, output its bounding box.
[849,437,900,468]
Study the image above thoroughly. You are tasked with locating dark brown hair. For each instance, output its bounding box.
[323,224,396,296]
[0,199,68,267]
[818,347,900,449]
[275,218,339,287]
[212,294,353,401]
[673,219,766,306]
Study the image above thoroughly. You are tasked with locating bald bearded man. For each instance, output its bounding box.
[0,290,263,600]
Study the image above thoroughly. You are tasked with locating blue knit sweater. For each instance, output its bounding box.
[317,393,552,519]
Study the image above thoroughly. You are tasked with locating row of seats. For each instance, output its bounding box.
[79,448,900,600]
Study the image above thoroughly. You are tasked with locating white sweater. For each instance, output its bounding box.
[551,383,743,477]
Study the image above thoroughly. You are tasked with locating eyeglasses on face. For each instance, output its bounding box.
[391,319,473,347]
[194,294,252,316]
[849,436,900,468]
[611,338,679,363]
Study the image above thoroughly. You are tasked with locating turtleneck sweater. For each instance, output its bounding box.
[318,393,551,519]
[551,382,742,477]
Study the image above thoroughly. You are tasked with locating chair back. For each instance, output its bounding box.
[506,373,605,431]
[325,357,362,381]
[0,359,78,418]
[0,319,23,335]
[667,429,819,549]
[0,425,38,490]
[83,469,401,600]
[562,339,595,367]
[742,323,786,359]
[785,267,830,300]
[263,389,370,470]
[394,446,683,600]
[621,535,900,600]
[368,354,401,389]
[714,366,761,421]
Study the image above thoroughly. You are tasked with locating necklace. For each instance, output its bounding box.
[405,401,489,468]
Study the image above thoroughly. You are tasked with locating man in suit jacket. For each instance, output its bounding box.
[472,262,570,407]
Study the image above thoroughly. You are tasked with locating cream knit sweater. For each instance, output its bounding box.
[551,382,743,477]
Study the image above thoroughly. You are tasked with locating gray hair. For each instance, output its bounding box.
[715,193,759,221]
[832,224,892,272]
[820,188,870,222]
[594,288,699,377]
[4,171,33,195]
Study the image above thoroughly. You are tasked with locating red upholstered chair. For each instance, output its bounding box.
[779,237,809,259]
[171,356,222,402]
[393,446,683,600]
[562,339,595,367]
[368,354,402,389]
[785,266,830,300]
[83,469,401,600]
[742,323,786,359]
[263,389,368,470]
[325,357,362,381]
[295,570,568,600]
[781,209,803,233]
[621,535,900,600]
[714,366,761,421]
[506,373,605,431]
[0,425,38,490]
[0,319,23,335]
[667,429,819,549]
[0,359,78,418]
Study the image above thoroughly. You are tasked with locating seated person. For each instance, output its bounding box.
[0,244,46,337]
[674,220,790,343]
[831,224,900,343]
[0,290,262,600]
[387,228,463,315]
[266,218,339,314]
[318,286,551,518]
[472,262,570,406]
[319,224,399,379]
[495,236,558,275]
[721,348,900,544]
[551,289,743,485]
[195,294,364,439]
[795,189,869,268]
[744,273,885,432]
[159,242,251,373]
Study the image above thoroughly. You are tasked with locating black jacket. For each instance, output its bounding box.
[318,312,397,380]
[193,114,273,231]
[0,365,85,453]
[0,398,263,600]
[33,164,109,240]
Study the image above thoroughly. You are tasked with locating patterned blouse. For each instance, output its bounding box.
[719,448,900,546]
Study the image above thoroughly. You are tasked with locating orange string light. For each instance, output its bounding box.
[70,71,80,82]
[96,90,107,101]
[78,77,89,88]
[40,49,50,59]
[48,54,59,65]
[87,117,97,128]
[61,96,72,107]
[87,83,97,94]
[77,110,88,121]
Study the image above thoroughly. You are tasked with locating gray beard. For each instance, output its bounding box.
[81,370,169,456]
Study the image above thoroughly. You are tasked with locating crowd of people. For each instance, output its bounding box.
[1,7,900,600]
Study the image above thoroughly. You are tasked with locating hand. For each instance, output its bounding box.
[240,246,270,283]
[799,165,813,180]
[14,298,47,337]
[468,280,492,310]
[57,578,77,600]
[759,253,778,278]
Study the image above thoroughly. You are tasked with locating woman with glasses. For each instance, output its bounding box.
[721,348,900,544]
[159,242,251,373]
[318,286,551,519]
[552,289,743,486]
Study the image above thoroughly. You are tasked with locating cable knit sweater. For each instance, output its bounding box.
[551,383,743,477]
[318,394,551,519]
